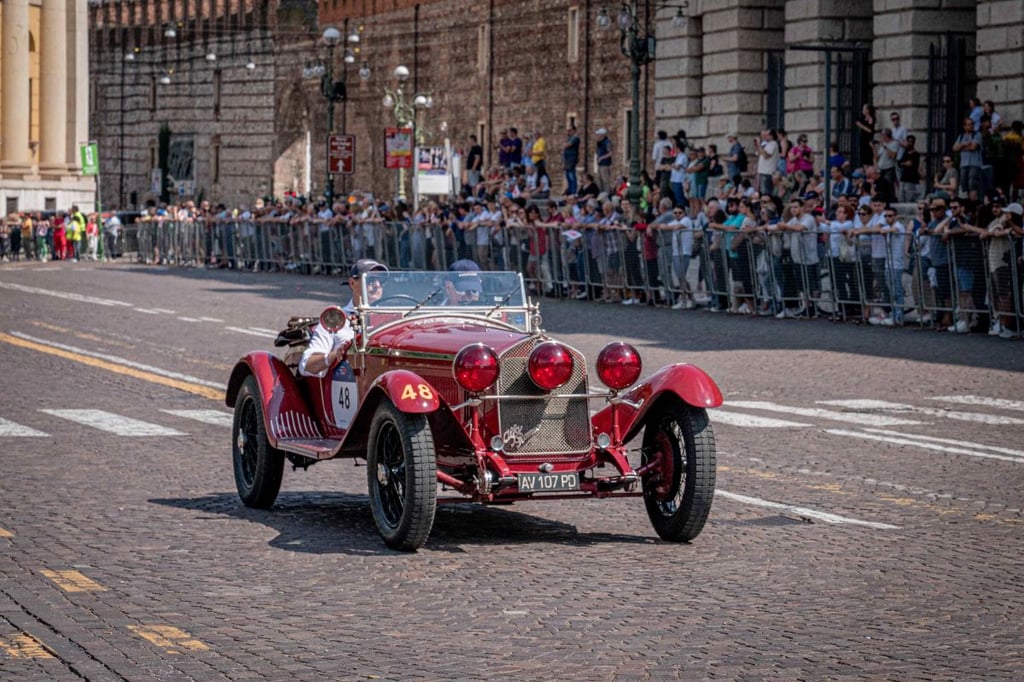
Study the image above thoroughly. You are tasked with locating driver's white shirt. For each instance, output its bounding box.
[298,318,354,378]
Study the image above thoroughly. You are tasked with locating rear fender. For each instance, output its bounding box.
[225,352,316,448]
[590,363,722,444]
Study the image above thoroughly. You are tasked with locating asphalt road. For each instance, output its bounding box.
[1,261,1021,681]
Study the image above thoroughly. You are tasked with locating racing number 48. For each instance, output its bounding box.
[401,383,434,401]
[338,385,352,409]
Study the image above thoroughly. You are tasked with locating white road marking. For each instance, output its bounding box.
[861,428,1024,459]
[133,308,161,315]
[197,316,224,323]
[932,395,1024,412]
[225,326,277,338]
[818,399,1024,426]
[149,308,177,314]
[41,409,185,436]
[161,409,233,427]
[177,316,202,322]
[0,281,133,308]
[715,489,899,529]
[727,400,921,426]
[0,418,49,437]
[8,332,224,389]
[712,410,811,428]
[824,429,1024,464]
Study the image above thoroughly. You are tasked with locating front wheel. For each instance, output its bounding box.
[640,402,716,542]
[366,400,437,551]
[232,375,285,508]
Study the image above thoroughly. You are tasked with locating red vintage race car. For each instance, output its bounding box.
[225,269,722,551]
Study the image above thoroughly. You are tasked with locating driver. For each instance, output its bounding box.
[299,259,388,377]
[443,259,484,305]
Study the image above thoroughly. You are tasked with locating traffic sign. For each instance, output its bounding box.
[328,134,355,175]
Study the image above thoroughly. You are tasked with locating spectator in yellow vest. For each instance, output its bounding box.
[69,205,86,262]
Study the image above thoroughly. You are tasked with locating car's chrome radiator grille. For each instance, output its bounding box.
[495,339,591,461]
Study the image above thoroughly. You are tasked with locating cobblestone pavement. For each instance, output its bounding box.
[1,262,1021,680]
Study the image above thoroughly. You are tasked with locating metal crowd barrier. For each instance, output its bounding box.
[122,217,1020,338]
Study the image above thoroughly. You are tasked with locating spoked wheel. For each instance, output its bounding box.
[232,375,285,508]
[640,400,716,542]
[366,400,437,551]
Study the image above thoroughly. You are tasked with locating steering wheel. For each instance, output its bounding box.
[374,294,420,306]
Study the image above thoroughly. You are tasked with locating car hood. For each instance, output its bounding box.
[366,316,532,359]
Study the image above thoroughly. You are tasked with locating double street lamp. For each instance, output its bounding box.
[382,65,433,203]
[312,25,364,205]
[598,1,688,214]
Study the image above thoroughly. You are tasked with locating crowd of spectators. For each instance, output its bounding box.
[3,98,1023,337]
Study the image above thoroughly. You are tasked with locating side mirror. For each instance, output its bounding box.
[319,305,347,332]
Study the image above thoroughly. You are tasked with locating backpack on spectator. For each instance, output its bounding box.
[736,147,749,173]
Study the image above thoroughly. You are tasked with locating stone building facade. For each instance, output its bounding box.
[88,0,1023,210]
[0,0,94,214]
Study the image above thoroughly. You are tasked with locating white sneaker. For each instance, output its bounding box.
[999,328,1016,339]
[868,316,884,326]
[775,309,789,319]
[621,298,635,305]
[685,300,696,310]
[988,322,1002,336]
[737,303,752,315]
[948,320,969,334]
[879,317,895,327]
[671,300,686,310]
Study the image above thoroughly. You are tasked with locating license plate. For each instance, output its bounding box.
[517,472,579,492]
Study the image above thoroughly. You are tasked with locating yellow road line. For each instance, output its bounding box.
[40,569,107,593]
[0,633,55,659]
[0,332,222,401]
[0,527,12,538]
[128,625,209,653]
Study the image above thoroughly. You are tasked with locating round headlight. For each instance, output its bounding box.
[453,343,500,393]
[528,341,574,392]
[596,342,642,390]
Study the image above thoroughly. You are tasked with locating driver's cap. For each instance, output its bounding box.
[349,258,388,278]
[447,259,483,292]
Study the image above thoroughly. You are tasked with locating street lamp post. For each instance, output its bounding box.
[382,65,432,203]
[598,2,688,215]
[321,27,341,205]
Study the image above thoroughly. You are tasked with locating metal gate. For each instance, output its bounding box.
[926,34,974,192]
[835,49,871,168]
[766,50,785,131]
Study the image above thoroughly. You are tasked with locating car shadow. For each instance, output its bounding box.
[150,491,656,555]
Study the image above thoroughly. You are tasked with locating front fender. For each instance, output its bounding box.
[225,352,316,448]
[373,369,442,413]
[591,363,723,444]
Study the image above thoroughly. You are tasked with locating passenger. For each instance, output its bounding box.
[299,259,387,377]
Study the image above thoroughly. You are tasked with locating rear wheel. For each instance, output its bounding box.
[366,400,437,551]
[232,375,285,508]
[641,401,716,542]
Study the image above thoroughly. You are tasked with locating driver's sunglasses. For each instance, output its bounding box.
[462,289,480,297]
[366,280,383,289]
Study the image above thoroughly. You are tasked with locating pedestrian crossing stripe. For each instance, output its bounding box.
[726,401,921,426]
[40,410,185,436]
[40,569,106,593]
[127,625,209,653]
[0,633,55,659]
[160,409,233,427]
[817,399,1024,426]
[712,410,811,428]
[0,417,48,437]
[932,395,1024,412]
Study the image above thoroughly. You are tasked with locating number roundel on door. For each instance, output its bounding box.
[331,361,358,428]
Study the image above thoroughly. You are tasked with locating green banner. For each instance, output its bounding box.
[80,143,99,176]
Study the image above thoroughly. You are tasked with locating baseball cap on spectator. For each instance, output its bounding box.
[851,170,866,179]
[929,198,948,211]
[447,259,483,292]
[596,128,608,136]
[801,191,820,201]
[727,133,737,139]
[990,194,1006,206]
[349,258,388,278]
[1004,203,1023,216]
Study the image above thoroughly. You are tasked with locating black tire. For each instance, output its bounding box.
[232,375,285,508]
[640,401,716,542]
[366,400,437,551]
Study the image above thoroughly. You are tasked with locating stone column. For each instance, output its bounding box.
[1,0,32,170]
[66,0,90,170]
[40,0,69,172]
[975,0,1024,124]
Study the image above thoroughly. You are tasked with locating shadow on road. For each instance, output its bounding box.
[150,491,656,555]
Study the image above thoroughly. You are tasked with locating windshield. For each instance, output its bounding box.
[357,270,531,332]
